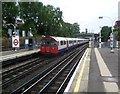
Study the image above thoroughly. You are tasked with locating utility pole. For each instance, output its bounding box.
[110,32,114,53]
[99,31,101,48]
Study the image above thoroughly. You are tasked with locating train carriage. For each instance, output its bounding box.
[53,36,67,53]
[40,36,88,54]
[40,36,67,54]
[40,36,58,54]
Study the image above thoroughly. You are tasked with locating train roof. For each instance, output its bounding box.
[51,36,67,41]
[41,36,88,41]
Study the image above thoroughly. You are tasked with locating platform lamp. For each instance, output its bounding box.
[98,17,102,48]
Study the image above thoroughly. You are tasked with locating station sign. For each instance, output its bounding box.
[12,36,20,48]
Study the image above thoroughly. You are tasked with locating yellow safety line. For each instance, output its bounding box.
[74,49,89,92]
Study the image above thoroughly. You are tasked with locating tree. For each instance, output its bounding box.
[71,23,80,37]
[2,2,19,37]
[118,28,120,41]
[42,5,63,36]
[19,2,44,37]
[2,2,19,24]
[114,27,120,41]
[101,26,112,42]
[2,2,81,38]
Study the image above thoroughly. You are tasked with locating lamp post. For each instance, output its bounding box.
[98,16,103,48]
[98,16,114,52]
[99,26,102,48]
[7,23,16,35]
[7,17,24,51]
[7,23,17,51]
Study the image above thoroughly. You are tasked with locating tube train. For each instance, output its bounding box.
[40,36,88,54]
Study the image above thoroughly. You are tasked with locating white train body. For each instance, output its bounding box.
[40,36,88,54]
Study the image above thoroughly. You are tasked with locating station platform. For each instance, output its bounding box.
[0,48,40,62]
[64,47,119,93]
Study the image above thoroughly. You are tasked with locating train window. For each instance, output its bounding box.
[60,41,62,45]
[64,41,66,45]
[41,40,58,46]
[54,42,58,46]
[41,40,46,46]
[51,41,54,46]
[71,41,73,44]
[51,41,58,46]
[46,41,50,45]
[68,41,70,44]
[41,40,50,46]
[60,41,63,45]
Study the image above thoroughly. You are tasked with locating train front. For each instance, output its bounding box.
[40,36,58,54]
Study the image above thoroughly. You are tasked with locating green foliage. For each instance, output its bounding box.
[114,27,120,41]
[118,28,120,41]
[2,2,80,38]
[2,2,19,24]
[101,26,120,41]
[2,25,8,37]
[101,26,112,42]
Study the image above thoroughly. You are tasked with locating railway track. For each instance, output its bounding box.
[11,44,88,94]
[2,50,69,93]
[2,52,40,67]
[2,54,63,89]
[2,57,46,87]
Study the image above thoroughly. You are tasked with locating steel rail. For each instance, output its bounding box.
[22,45,87,94]
[56,46,86,93]
[2,57,46,87]
[11,50,72,94]
[38,45,87,93]
[11,44,88,94]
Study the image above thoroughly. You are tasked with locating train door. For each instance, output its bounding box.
[45,41,51,53]
[40,40,51,53]
[40,40,45,52]
[50,41,58,54]
[72,40,74,47]
[66,40,68,49]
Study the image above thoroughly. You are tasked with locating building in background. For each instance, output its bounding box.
[114,1,120,28]
[118,1,120,20]
[114,20,120,28]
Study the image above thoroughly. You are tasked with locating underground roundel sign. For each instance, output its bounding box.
[12,36,19,47]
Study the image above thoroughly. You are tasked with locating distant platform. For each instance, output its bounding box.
[0,49,40,62]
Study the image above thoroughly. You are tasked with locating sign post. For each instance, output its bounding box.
[110,33,114,53]
[12,36,19,51]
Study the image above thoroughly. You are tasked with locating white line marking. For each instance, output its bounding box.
[94,48,112,76]
[94,48,118,92]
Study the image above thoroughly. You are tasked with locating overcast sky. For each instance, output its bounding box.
[39,0,119,33]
